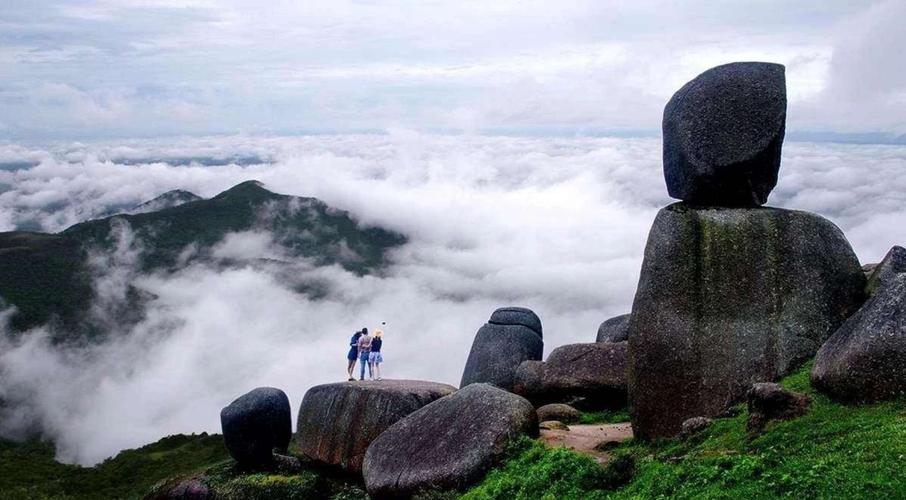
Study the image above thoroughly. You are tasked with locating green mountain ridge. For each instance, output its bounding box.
[0,181,406,340]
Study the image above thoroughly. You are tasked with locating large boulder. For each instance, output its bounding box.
[596,314,630,343]
[489,306,543,337]
[362,383,537,498]
[542,342,627,408]
[865,245,906,296]
[812,273,906,402]
[629,204,865,439]
[663,62,787,206]
[220,387,292,469]
[460,308,544,391]
[295,380,455,472]
[513,343,627,410]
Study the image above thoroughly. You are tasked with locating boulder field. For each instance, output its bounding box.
[294,380,455,472]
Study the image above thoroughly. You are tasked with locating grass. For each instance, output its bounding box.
[461,438,633,500]
[579,408,631,425]
[463,363,906,499]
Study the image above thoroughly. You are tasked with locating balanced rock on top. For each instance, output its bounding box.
[663,62,787,206]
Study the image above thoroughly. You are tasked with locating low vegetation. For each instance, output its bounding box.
[0,433,228,499]
[3,364,903,499]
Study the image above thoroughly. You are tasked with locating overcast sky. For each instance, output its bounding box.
[2,0,905,140]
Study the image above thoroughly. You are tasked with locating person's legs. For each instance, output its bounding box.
[375,361,381,380]
[359,353,369,380]
[368,358,374,379]
[347,359,355,377]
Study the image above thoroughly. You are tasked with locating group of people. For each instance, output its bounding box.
[346,326,385,381]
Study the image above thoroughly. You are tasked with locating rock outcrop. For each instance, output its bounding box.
[220,387,292,469]
[295,380,455,472]
[514,342,627,409]
[812,273,906,402]
[460,308,544,391]
[628,204,865,439]
[596,314,630,343]
[536,403,581,424]
[865,245,906,296]
[362,383,537,498]
[663,62,786,206]
[746,383,811,431]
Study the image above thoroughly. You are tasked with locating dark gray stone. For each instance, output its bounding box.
[812,273,906,402]
[294,380,455,472]
[746,382,810,431]
[537,403,581,424]
[513,360,546,401]
[543,342,627,408]
[628,204,865,439]
[460,322,543,391]
[596,314,630,343]
[680,417,713,438]
[362,383,537,498]
[513,343,627,410]
[866,245,906,296]
[489,306,543,337]
[220,387,291,469]
[663,62,787,206]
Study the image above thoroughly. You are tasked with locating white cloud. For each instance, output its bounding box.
[1,134,905,465]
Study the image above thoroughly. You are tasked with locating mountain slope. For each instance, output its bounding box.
[0,181,406,337]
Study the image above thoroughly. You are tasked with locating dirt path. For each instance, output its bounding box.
[539,422,633,464]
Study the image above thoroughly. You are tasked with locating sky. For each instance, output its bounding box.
[1,0,906,140]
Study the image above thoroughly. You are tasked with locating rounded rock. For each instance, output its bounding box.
[220,387,292,469]
[812,273,906,402]
[629,204,865,439]
[488,306,543,338]
[294,379,456,472]
[663,62,787,206]
[537,403,581,424]
[362,383,537,498]
[596,314,630,343]
[460,322,543,391]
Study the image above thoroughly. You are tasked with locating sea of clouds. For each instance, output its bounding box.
[1,132,905,465]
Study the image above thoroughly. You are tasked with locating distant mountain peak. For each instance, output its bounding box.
[213,180,278,202]
[131,190,203,214]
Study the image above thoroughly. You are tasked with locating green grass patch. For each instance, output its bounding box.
[463,363,906,499]
[461,438,633,500]
[579,409,631,425]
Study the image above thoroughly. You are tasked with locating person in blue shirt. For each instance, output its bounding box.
[369,330,384,380]
[346,328,364,381]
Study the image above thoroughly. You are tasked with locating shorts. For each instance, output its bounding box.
[369,352,383,363]
[347,348,358,361]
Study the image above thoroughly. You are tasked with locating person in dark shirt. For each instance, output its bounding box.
[369,330,384,381]
[346,328,365,381]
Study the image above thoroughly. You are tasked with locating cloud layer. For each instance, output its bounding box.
[1,133,905,465]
